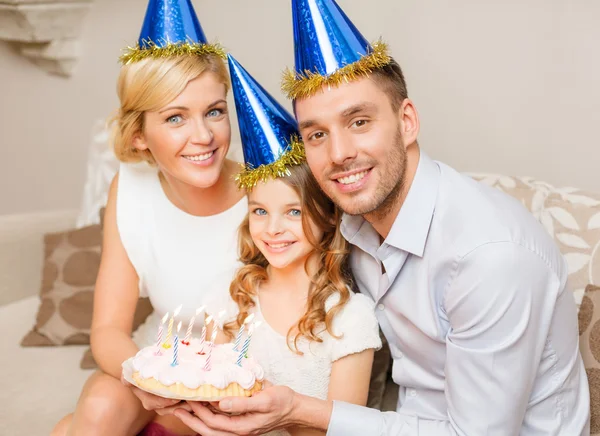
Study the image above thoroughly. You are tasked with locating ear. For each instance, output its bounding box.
[398,98,419,147]
[132,132,148,151]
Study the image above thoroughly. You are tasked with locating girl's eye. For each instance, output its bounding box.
[207,108,224,118]
[166,115,183,124]
[253,208,267,216]
[288,209,301,217]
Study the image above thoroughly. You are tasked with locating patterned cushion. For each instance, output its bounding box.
[470,174,600,306]
[578,284,600,434]
[21,210,153,368]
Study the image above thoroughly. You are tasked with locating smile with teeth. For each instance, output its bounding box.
[337,170,368,185]
[265,241,294,249]
[183,150,214,162]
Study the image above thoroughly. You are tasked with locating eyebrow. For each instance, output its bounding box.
[159,99,227,114]
[159,106,187,114]
[340,102,377,118]
[298,102,377,131]
[247,201,301,208]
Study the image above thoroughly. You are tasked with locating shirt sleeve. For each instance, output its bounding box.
[330,293,382,362]
[327,242,564,435]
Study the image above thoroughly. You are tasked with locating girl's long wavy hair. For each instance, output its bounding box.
[223,163,351,353]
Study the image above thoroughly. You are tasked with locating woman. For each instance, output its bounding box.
[52,1,245,435]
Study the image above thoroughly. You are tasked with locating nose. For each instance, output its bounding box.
[266,214,283,236]
[191,118,213,145]
[328,130,357,166]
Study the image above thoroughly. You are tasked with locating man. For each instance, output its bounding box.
[174,0,590,434]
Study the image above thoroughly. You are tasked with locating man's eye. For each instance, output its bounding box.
[309,131,325,141]
[352,119,368,128]
[166,115,183,124]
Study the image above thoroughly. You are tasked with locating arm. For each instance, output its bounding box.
[175,243,562,435]
[96,174,182,410]
[90,173,141,378]
[289,348,375,436]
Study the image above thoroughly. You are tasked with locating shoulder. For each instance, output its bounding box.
[329,292,377,334]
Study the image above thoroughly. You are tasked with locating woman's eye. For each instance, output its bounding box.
[207,108,224,118]
[288,209,301,217]
[253,208,267,216]
[166,115,183,124]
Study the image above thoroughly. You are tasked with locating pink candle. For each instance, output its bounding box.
[200,315,213,347]
[183,305,205,345]
[154,312,169,354]
[204,342,212,371]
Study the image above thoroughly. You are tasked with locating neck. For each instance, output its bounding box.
[364,145,420,239]
[266,253,318,297]
[159,160,242,216]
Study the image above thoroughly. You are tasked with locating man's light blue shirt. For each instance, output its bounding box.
[327,152,590,435]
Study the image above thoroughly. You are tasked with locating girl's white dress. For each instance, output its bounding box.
[207,288,382,436]
[116,162,247,344]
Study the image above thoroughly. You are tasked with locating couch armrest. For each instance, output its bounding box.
[0,209,78,306]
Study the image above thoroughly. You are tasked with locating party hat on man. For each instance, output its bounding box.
[282,0,391,100]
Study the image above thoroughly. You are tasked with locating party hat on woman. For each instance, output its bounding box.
[120,0,225,64]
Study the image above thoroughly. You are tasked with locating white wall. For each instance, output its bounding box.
[0,0,598,216]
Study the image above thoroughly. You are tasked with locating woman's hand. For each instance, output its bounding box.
[121,374,184,415]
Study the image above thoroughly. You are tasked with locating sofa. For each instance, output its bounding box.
[2,171,598,436]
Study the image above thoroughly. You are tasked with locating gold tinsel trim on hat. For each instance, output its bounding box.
[120,40,226,65]
[281,41,392,100]
[235,136,306,190]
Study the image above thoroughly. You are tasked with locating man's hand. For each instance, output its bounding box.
[121,373,183,414]
[173,385,296,436]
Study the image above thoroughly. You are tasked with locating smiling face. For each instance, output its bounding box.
[247,178,324,272]
[295,76,413,217]
[133,71,231,189]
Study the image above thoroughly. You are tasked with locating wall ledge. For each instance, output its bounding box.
[0,0,93,77]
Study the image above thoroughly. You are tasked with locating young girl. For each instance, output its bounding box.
[201,56,382,436]
[53,2,244,435]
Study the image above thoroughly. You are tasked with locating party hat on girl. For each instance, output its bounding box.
[228,54,305,190]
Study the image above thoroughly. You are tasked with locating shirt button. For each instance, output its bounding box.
[377,304,385,311]
[408,389,417,398]
[397,351,403,359]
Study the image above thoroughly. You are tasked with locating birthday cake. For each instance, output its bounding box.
[123,312,264,400]
[128,339,264,399]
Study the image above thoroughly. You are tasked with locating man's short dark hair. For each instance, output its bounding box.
[370,58,408,112]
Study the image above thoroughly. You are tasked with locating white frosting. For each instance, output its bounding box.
[132,341,264,390]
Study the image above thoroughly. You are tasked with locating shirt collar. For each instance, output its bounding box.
[341,151,440,257]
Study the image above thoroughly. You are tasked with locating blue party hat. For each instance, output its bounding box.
[120,0,225,64]
[282,0,391,99]
[228,54,305,190]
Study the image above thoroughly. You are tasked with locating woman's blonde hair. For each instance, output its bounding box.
[111,54,229,164]
[224,163,352,354]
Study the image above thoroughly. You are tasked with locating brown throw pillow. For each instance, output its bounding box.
[21,209,153,369]
[578,284,600,434]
